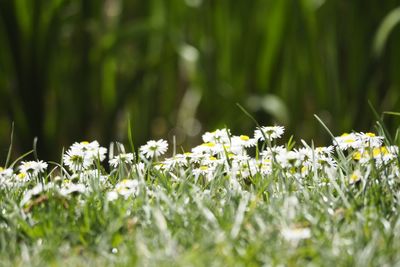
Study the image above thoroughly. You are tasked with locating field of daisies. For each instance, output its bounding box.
[1,125,400,266]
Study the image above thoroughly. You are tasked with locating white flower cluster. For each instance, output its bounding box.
[1,126,399,206]
[63,141,107,172]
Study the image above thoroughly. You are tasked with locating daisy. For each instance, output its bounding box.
[20,183,52,206]
[63,149,92,172]
[114,179,139,199]
[19,160,48,177]
[357,132,384,148]
[349,170,362,185]
[0,167,13,182]
[161,154,188,169]
[59,183,87,196]
[63,141,107,172]
[254,126,285,141]
[109,153,134,168]
[202,128,231,144]
[231,135,257,148]
[140,139,168,158]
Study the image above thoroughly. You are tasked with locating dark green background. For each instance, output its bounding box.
[1,0,400,160]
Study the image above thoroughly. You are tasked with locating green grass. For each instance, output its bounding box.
[1,123,400,266]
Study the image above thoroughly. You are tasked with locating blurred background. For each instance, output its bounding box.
[1,0,400,161]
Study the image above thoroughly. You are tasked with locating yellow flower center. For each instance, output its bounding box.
[240,135,250,141]
[301,166,307,173]
[350,172,360,183]
[81,141,89,145]
[366,132,375,137]
[352,151,361,160]
[373,146,389,157]
[200,166,208,171]
[203,142,215,147]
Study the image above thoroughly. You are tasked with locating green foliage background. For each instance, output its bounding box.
[1,0,400,159]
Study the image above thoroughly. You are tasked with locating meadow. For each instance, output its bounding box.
[1,1,400,265]
[1,119,400,266]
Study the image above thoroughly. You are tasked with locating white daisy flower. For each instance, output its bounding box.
[202,128,231,144]
[334,132,383,150]
[334,133,361,150]
[19,160,48,177]
[114,179,139,199]
[357,132,384,148]
[14,172,30,184]
[63,149,91,172]
[109,153,134,168]
[161,154,188,169]
[193,165,216,181]
[139,139,168,158]
[254,126,285,141]
[353,146,397,166]
[192,142,226,155]
[20,183,55,206]
[349,170,362,185]
[260,145,286,159]
[59,183,87,196]
[63,141,107,172]
[106,191,119,201]
[231,135,257,148]
[0,167,13,182]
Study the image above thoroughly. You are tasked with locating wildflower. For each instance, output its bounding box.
[254,126,284,141]
[20,183,54,206]
[334,133,361,150]
[231,158,258,178]
[193,165,216,181]
[162,154,189,169]
[109,153,134,168]
[202,156,223,167]
[59,183,87,196]
[106,191,119,201]
[192,142,224,155]
[15,172,30,183]
[0,167,13,183]
[139,139,168,158]
[113,179,139,199]
[202,128,231,144]
[353,146,397,166]
[63,141,107,172]
[19,160,48,178]
[260,145,286,159]
[231,135,257,149]
[357,132,384,148]
[349,170,362,184]
[334,132,383,150]
[314,146,334,156]
[259,161,272,175]
[276,150,302,169]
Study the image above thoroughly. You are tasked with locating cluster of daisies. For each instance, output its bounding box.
[0,126,399,207]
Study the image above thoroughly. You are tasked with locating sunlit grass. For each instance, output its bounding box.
[1,122,400,266]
